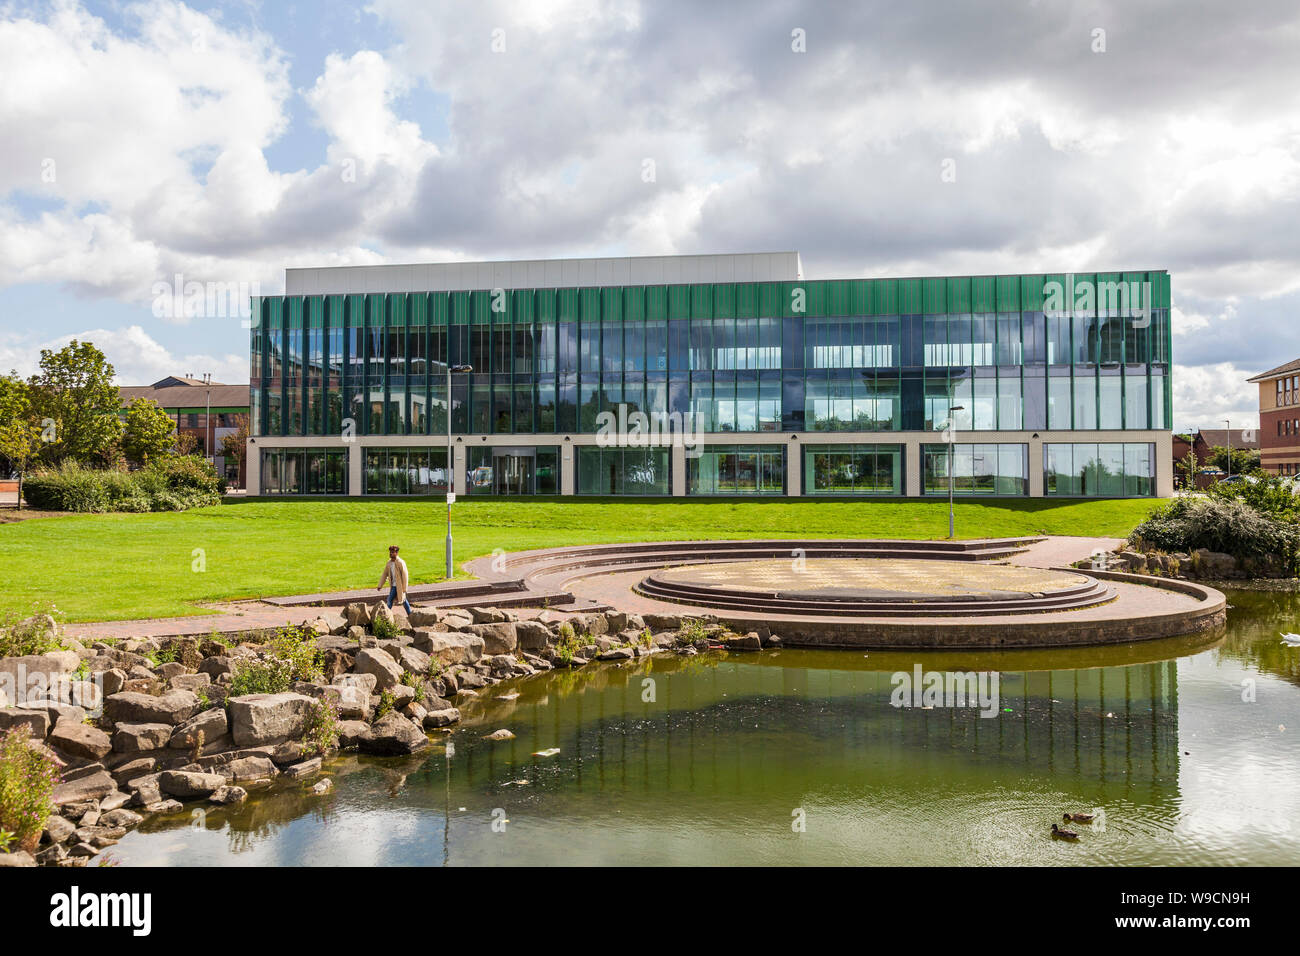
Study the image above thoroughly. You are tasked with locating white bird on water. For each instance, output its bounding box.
[1280,633,1300,647]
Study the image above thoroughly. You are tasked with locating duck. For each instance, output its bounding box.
[1063,811,1095,823]
[1280,633,1300,647]
[1051,823,1079,840]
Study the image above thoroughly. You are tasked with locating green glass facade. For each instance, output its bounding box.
[249,269,1171,498]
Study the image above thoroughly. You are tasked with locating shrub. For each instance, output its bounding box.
[0,604,63,657]
[371,611,399,640]
[374,689,396,720]
[21,457,221,513]
[299,699,340,758]
[0,727,62,853]
[229,656,294,696]
[267,624,323,682]
[1131,496,1300,574]
[678,618,708,644]
[1208,475,1300,521]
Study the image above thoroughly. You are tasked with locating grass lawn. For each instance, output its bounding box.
[0,496,1162,623]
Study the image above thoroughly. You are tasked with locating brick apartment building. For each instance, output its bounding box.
[1248,359,1300,476]
[119,376,250,485]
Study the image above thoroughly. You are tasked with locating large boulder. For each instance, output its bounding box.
[0,707,52,739]
[104,690,201,726]
[158,770,226,799]
[466,622,517,655]
[112,723,174,753]
[169,708,228,749]
[515,620,552,651]
[227,692,316,747]
[47,718,113,760]
[358,712,429,756]
[52,769,117,806]
[1192,549,1239,578]
[354,648,404,690]
[344,602,372,629]
[322,683,370,720]
[0,651,80,706]
[222,755,279,782]
[395,645,431,676]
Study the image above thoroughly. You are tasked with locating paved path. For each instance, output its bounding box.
[62,535,1124,641]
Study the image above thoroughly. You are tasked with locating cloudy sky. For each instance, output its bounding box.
[2,0,1297,430]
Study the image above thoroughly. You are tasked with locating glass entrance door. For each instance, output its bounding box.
[493,451,536,495]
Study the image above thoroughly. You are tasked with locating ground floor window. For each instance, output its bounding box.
[804,444,903,495]
[1044,443,1154,496]
[577,446,671,495]
[688,445,785,495]
[922,443,1028,496]
[364,448,448,495]
[465,446,560,495]
[261,448,348,495]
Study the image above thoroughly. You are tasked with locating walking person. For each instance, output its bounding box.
[378,544,412,614]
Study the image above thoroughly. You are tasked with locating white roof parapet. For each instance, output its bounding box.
[285,252,803,295]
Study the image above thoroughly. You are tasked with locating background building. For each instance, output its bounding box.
[119,376,250,485]
[1248,359,1300,476]
[246,254,1173,499]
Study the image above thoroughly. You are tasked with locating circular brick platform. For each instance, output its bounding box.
[637,558,1114,617]
[464,538,1227,649]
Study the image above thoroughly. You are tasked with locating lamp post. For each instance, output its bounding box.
[1224,419,1232,481]
[946,405,965,539]
[446,364,473,579]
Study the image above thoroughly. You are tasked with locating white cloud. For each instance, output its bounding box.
[0,325,247,387]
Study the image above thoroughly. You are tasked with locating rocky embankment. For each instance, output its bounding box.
[0,602,778,867]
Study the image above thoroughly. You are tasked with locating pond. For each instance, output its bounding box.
[109,589,1300,866]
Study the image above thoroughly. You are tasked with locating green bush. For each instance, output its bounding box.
[0,605,63,657]
[266,624,324,682]
[1207,475,1300,521]
[299,698,340,757]
[229,656,294,696]
[371,611,399,640]
[1131,496,1300,574]
[0,727,61,853]
[21,457,221,513]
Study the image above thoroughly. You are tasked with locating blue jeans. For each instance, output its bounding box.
[387,586,411,614]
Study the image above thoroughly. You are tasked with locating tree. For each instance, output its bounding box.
[28,341,122,465]
[220,413,250,486]
[0,375,44,511]
[175,431,199,456]
[1207,445,1260,475]
[121,398,177,465]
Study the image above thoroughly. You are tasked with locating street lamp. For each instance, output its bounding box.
[945,405,965,539]
[1224,418,1232,481]
[446,364,473,579]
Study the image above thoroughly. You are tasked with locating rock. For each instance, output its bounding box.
[169,708,228,749]
[209,786,247,806]
[222,756,280,782]
[642,613,682,631]
[0,707,52,739]
[359,712,429,755]
[346,625,366,640]
[52,769,117,806]
[396,645,432,676]
[159,770,226,798]
[169,673,211,693]
[144,799,184,814]
[154,661,188,681]
[311,779,333,795]
[36,844,68,865]
[0,651,79,702]
[515,620,552,651]
[100,808,143,828]
[371,602,397,633]
[415,631,485,665]
[198,656,233,679]
[344,601,372,629]
[724,632,763,651]
[407,607,442,628]
[104,690,201,726]
[483,728,515,741]
[597,647,635,661]
[48,718,113,760]
[100,668,128,697]
[1192,548,1239,577]
[227,692,316,746]
[0,850,36,867]
[99,791,131,812]
[354,647,404,691]
[336,720,373,749]
[112,721,177,753]
[323,682,370,720]
[43,815,77,844]
[466,622,517,655]
[423,707,461,728]
[110,756,156,783]
[283,757,322,780]
[467,605,507,624]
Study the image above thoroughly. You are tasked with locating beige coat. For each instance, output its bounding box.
[379,557,409,601]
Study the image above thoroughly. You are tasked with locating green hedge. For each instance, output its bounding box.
[22,457,222,513]
[1131,494,1300,575]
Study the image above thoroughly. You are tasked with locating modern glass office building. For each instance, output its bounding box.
[247,253,1173,498]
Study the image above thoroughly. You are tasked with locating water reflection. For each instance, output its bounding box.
[111,596,1300,867]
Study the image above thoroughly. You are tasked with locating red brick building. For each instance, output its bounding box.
[1248,359,1300,476]
[119,377,250,486]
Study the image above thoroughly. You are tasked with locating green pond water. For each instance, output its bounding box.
[111,589,1300,866]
